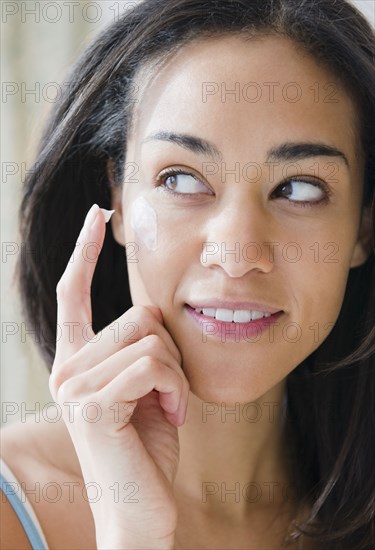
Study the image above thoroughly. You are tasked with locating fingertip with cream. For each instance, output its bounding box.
[100,208,116,223]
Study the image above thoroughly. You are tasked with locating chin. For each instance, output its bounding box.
[182,359,281,406]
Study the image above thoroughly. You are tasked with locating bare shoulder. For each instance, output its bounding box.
[1,418,97,550]
[1,417,65,488]
[1,420,46,550]
[1,415,84,481]
[0,491,32,550]
[1,417,43,461]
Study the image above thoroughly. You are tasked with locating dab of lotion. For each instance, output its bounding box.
[100,208,115,223]
[130,196,157,251]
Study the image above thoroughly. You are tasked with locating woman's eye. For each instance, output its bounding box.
[158,170,211,195]
[273,178,327,205]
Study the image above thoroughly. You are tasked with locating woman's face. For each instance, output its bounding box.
[110,35,369,403]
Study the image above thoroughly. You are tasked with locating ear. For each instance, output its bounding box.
[107,159,125,246]
[350,205,373,268]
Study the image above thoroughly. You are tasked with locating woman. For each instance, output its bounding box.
[1,0,374,548]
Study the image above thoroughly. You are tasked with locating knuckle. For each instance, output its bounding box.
[56,376,83,401]
[138,355,161,375]
[48,370,59,397]
[141,334,165,354]
[56,278,69,300]
[48,367,66,394]
[126,305,155,335]
[49,360,72,391]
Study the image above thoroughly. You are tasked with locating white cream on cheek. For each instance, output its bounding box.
[130,196,158,251]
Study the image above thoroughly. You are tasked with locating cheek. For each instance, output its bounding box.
[287,257,348,334]
[279,232,354,355]
[130,196,158,251]
[125,195,193,306]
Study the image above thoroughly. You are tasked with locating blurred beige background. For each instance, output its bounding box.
[1,0,374,426]
[1,1,138,426]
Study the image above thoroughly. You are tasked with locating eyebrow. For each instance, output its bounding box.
[267,142,349,167]
[142,131,222,161]
[142,131,349,167]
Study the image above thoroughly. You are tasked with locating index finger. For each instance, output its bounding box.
[54,204,107,364]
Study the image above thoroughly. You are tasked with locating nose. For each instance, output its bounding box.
[200,194,274,278]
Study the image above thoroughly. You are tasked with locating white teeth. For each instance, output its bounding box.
[202,308,216,317]
[251,310,264,321]
[194,307,273,322]
[233,310,251,323]
[215,308,233,322]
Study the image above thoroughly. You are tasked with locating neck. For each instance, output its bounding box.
[173,379,297,520]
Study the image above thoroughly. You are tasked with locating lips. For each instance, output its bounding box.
[184,304,283,342]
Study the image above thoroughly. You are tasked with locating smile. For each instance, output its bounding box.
[184,304,284,342]
[193,308,272,323]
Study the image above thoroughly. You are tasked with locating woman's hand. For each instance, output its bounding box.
[49,204,190,549]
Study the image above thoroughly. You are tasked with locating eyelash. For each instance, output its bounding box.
[155,167,332,208]
[155,168,209,201]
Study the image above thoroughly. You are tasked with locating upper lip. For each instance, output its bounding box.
[185,299,284,315]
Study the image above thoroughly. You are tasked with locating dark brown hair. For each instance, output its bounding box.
[16,1,375,548]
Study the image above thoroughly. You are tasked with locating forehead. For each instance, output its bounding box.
[129,34,360,168]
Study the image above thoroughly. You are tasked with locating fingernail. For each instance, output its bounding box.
[84,204,99,228]
[100,208,115,223]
